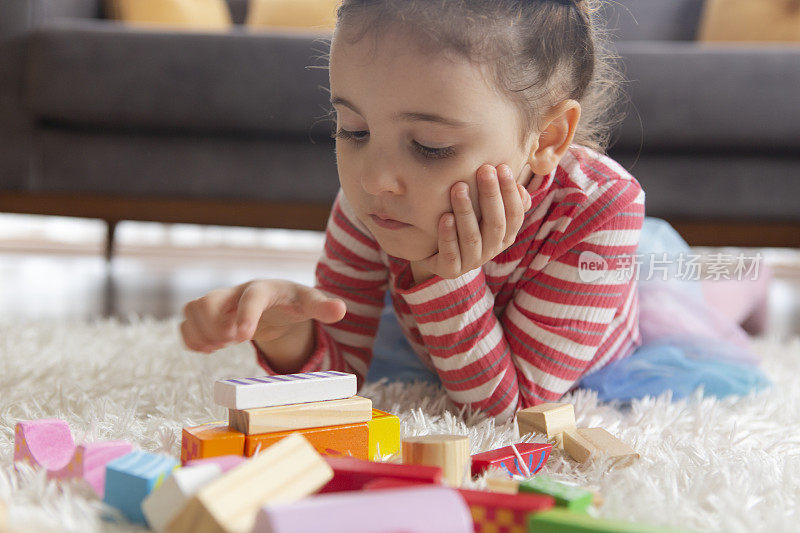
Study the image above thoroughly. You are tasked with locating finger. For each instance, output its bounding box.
[451,181,481,271]
[497,164,524,247]
[518,183,532,211]
[298,287,347,323]
[437,212,461,278]
[180,318,225,353]
[184,296,235,346]
[477,164,507,261]
[236,283,272,341]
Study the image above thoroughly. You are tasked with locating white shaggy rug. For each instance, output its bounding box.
[0,317,798,533]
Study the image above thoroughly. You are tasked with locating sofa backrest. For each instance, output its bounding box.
[599,0,706,41]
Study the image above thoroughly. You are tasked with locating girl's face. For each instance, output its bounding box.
[329,28,535,262]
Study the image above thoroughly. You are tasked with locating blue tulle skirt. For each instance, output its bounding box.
[366,217,771,402]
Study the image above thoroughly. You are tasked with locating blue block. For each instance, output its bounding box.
[103,450,178,524]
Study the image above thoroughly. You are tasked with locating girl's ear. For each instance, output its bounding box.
[527,100,581,176]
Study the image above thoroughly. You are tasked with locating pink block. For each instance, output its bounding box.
[49,441,133,497]
[14,419,74,471]
[252,486,473,533]
[185,455,247,473]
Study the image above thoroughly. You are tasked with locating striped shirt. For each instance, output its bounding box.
[256,145,645,420]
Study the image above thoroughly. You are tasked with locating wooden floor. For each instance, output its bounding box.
[1,216,799,340]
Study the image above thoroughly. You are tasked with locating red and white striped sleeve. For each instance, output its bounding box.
[394,173,644,421]
[255,189,389,387]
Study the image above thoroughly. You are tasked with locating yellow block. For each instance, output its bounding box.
[107,0,232,31]
[246,0,341,30]
[367,408,400,460]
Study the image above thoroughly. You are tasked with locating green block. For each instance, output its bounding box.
[519,476,593,513]
[527,508,690,533]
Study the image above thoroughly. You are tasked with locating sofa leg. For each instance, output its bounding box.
[105,220,117,262]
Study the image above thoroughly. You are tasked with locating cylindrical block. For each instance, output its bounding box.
[252,486,473,533]
[402,434,470,486]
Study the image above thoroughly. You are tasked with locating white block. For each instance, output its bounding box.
[214,371,357,410]
[141,463,222,532]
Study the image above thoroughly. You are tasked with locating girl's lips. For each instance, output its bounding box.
[370,215,411,230]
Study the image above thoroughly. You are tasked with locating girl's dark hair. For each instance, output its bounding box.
[327,0,623,154]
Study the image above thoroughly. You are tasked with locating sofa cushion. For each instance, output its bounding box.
[106,0,233,31]
[246,0,338,30]
[25,19,335,138]
[600,0,706,41]
[698,0,800,43]
[612,41,800,151]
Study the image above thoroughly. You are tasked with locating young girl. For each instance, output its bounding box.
[180,0,648,421]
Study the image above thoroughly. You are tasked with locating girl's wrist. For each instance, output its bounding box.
[410,261,435,285]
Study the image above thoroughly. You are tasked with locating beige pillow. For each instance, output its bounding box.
[107,0,233,31]
[699,0,800,42]
[246,0,340,30]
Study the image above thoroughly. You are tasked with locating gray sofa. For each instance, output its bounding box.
[1,0,798,250]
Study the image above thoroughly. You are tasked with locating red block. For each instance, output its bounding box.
[320,456,443,493]
[362,477,430,491]
[458,488,555,533]
[470,442,552,477]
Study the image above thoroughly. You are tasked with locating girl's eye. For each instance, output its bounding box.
[332,128,456,160]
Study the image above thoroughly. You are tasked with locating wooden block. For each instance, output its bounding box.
[361,477,431,491]
[516,403,576,448]
[484,474,519,494]
[142,463,223,532]
[367,409,400,460]
[244,421,368,459]
[251,486,473,533]
[214,371,357,410]
[519,475,593,513]
[563,428,639,467]
[458,488,554,533]
[181,422,245,464]
[527,508,687,532]
[49,441,133,497]
[470,442,552,477]
[402,434,470,487]
[228,396,372,434]
[319,456,442,493]
[13,419,74,471]
[185,455,246,473]
[166,433,334,533]
[103,451,179,524]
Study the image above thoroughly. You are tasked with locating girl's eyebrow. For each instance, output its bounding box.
[330,96,478,128]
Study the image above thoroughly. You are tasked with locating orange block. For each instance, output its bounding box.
[181,421,245,464]
[244,421,368,459]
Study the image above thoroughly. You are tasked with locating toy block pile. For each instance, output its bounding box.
[13,380,687,533]
[517,402,640,468]
[181,371,401,463]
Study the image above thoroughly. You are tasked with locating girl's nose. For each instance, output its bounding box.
[360,166,404,196]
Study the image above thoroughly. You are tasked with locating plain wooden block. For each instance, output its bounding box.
[142,463,222,532]
[367,409,400,460]
[470,442,552,477]
[516,403,576,448]
[103,451,179,524]
[244,421,368,459]
[519,475,594,513]
[166,433,334,533]
[563,427,639,467]
[484,474,519,494]
[181,422,245,464]
[228,396,372,434]
[214,371,357,410]
[49,441,133,497]
[402,434,470,487]
[13,419,74,471]
[251,486,474,533]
